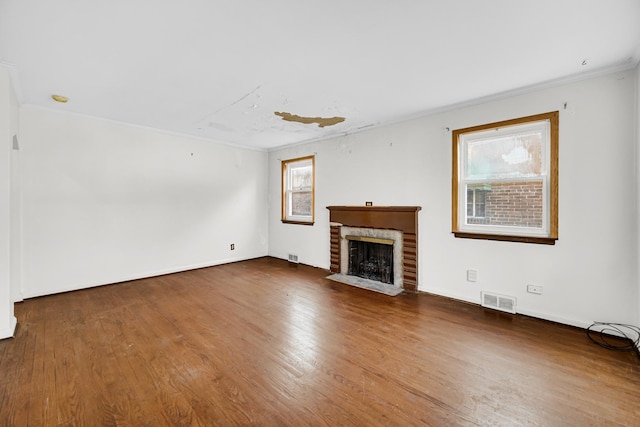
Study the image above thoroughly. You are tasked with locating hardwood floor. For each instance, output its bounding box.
[1,257,638,426]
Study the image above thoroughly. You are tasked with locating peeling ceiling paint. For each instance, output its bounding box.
[274,112,346,128]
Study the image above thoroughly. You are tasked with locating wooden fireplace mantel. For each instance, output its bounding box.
[326,206,422,292]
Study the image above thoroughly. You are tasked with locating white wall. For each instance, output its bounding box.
[0,66,17,338]
[269,69,638,329]
[20,108,269,298]
[636,63,640,332]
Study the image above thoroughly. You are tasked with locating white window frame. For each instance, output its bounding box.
[452,112,558,244]
[281,155,315,225]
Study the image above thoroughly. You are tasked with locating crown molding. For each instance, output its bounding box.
[19,104,268,152]
[269,60,639,152]
[0,61,24,105]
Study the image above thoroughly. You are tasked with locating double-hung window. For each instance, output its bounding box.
[452,112,558,244]
[281,155,315,225]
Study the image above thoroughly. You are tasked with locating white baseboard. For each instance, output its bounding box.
[418,288,481,306]
[418,287,592,330]
[23,254,268,299]
[0,316,17,340]
[516,308,592,330]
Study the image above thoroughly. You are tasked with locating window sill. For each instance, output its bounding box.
[282,220,314,226]
[453,232,557,245]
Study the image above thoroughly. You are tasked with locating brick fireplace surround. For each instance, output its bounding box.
[326,206,422,292]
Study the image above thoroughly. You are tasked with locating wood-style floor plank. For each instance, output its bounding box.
[1,257,639,426]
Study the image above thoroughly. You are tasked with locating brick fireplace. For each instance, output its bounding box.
[326,206,421,292]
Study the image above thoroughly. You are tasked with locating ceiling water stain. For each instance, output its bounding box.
[274,112,345,128]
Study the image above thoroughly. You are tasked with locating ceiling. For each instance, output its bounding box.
[1,1,639,150]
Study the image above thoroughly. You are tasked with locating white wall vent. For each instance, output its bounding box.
[481,291,516,314]
[288,254,299,263]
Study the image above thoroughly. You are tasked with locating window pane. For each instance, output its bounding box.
[465,129,544,180]
[291,191,312,216]
[466,182,543,228]
[475,190,486,217]
[291,165,312,190]
[466,189,473,216]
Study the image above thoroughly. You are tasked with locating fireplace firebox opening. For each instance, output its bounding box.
[347,236,394,284]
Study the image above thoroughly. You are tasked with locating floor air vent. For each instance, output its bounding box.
[481,291,516,314]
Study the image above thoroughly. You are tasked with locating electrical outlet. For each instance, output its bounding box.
[467,269,477,282]
[527,284,543,295]
[230,243,235,250]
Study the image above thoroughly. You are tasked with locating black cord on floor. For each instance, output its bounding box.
[586,322,640,353]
